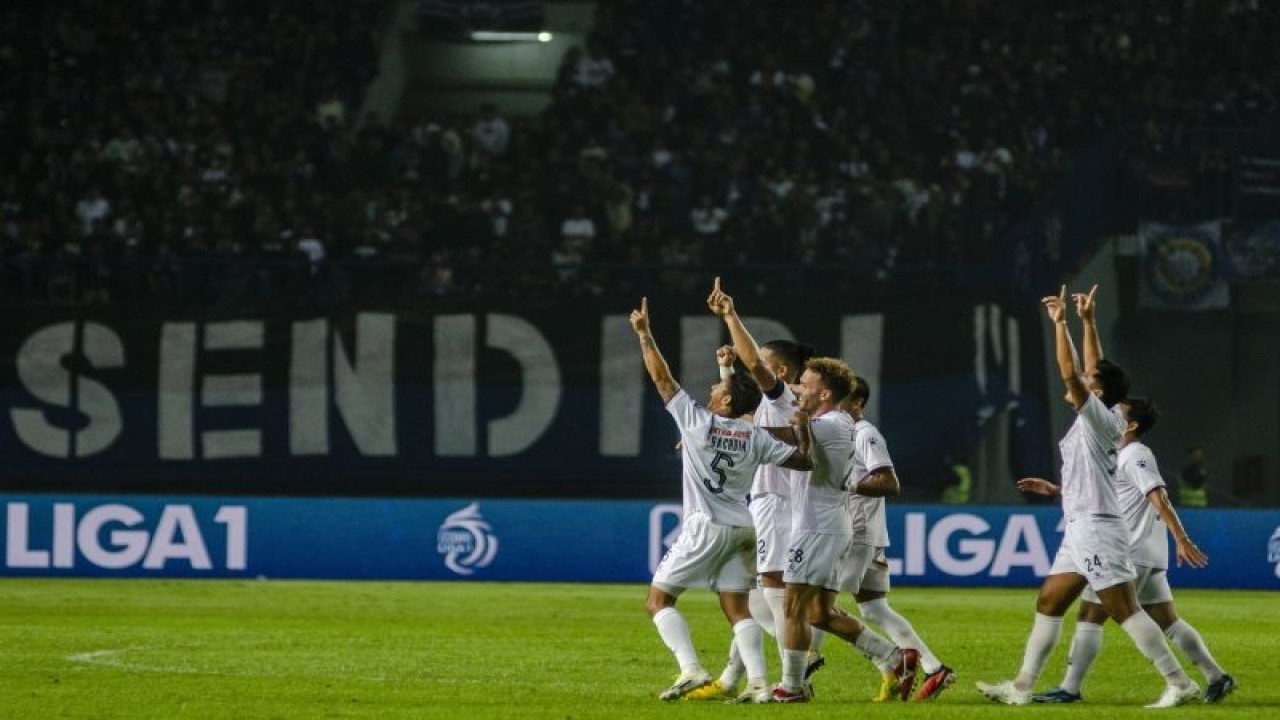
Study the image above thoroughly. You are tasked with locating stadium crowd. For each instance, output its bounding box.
[1,0,1277,308]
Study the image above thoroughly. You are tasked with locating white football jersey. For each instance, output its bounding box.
[1058,394,1127,522]
[666,389,797,527]
[791,409,856,535]
[847,418,893,548]
[1116,441,1169,569]
[751,382,803,498]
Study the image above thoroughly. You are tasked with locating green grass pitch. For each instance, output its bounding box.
[0,579,1273,719]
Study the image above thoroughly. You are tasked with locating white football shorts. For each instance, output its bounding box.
[783,530,852,590]
[750,493,792,575]
[652,511,755,595]
[1082,564,1173,605]
[1049,516,1137,591]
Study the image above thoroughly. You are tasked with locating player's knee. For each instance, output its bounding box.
[857,599,887,626]
[1077,602,1108,624]
[645,590,677,616]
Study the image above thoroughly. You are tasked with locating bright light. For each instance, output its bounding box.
[469,31,553,43]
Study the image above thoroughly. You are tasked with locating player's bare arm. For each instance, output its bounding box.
[716,344,737,376]
[762,425,798,444]
[1044,285,1088,408]
[1016,477,1061,496]
[780,410,814,471]
[1074,284,1103,369]
[850,467,901,498]
[1144,486,1209,569]
[707,277,779,392]
[630,297,680,403]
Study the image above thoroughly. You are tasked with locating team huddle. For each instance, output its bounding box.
[628,279,1236,707]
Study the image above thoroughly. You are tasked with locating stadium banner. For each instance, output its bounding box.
[1221,218,1280,282]
[0,297,1050,499]
[4,495,1278,590]
[1139,220,1231,310]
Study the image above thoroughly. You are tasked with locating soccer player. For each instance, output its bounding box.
[707,279,918,703]
[1017,397,1236,704]
[976,286,1200,708]
[684,338,823,702]
[629,296,815,702]
[837,375,956,702]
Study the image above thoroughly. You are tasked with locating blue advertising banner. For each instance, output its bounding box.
[4,495,1278,589]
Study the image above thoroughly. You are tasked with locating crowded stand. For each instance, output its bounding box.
[2,0,1277,308]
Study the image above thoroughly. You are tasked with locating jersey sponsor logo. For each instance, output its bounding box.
[4,502,247,571]
[1268,525,1280,579]
[436,503,499,576]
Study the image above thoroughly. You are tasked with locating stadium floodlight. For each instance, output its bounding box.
[469,31,553,43]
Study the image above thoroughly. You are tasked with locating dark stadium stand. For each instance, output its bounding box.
[2,0,1277,307]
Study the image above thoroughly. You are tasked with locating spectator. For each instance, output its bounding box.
[471,103,511,162]
[559,202,596,255]
[690,194,729,239]
[574,37,616,91]
[74,185,111,238]
[1178,445,1210,508]
[940,454,973,505]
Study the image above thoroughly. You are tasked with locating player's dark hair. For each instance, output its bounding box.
[1121,396,1159,437]
[725,372,763,417]
[850,375,870,406]
[804,357,855,404]
[1095,359,1130,408]
[761,340,816,382]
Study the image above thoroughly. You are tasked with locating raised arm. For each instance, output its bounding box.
[1075,284,1103,368]
[1146,487,1209,568]
[629,297,680,403]
[1043,285,1088,408]
[706,277,780,392]
[716,344,737,379]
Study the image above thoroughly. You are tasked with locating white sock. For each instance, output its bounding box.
[720,639,745,687]
[781,649,807,691]
[1120,613,1191,686]
[1165,619,1224,683]
[852,626,898,673]
[763,587,788,655]
[858,598,942,674]
[748,588,775,637]
[733,619,768,685]
[653,607,701,673]
[1060,621,1103,695]
[810,627,827,653]
[1014,613,1063,691]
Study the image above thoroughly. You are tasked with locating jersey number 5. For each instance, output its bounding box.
[702,451,735,494]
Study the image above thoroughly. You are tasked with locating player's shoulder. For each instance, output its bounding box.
[853,418,882,436]
[813,409,856,441]
[814,409,855,428]
[1080,394,1125,432]
[1120,441,1157,466]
